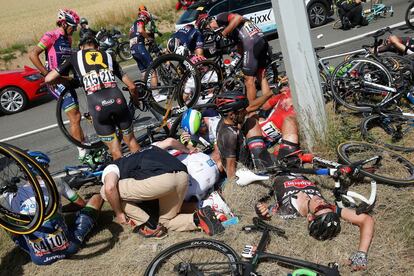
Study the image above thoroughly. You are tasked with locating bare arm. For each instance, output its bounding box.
[121,74,137,97]
[104,172,126,223]
[45,70,61,84]
[138,24,151,40]
[155,137,191,153]
[29,46,48,76]
[222,14,244,38]
[225,157,237,179]
[340,208,374,253]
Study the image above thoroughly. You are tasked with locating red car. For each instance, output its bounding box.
[0,66,47,114]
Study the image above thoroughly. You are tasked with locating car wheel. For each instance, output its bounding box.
[308,2,328,28]
[0,87,28,114]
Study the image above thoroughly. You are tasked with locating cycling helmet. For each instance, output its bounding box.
[181,108,202,135]
[138,10,151,24]
[27,151,50,169]
[57,9,80,26]
[79,33,99,47]
[80,17,88,25]
[195,13,210,30]
[215,90,249,114]
[308,211,341,241]
[167,37,180,53]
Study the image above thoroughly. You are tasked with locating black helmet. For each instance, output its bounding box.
[215,90,248,115]
[79,34,99,47]
[80,17,88,25]
[167,37,180,53]
[308,211,341,240]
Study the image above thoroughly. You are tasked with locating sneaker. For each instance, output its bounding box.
[133,223,168,239]
[201,191,233,217]
[196,206,225,236]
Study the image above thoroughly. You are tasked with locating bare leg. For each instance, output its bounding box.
[281,115,299,144]
[122,132,141,153]
[66,108,84,142]
[104,138,123,160]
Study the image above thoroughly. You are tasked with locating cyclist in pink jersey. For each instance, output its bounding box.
[29,9,87,160]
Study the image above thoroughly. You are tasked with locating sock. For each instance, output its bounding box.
[246,136,275,170]
[276,139,300,162]
[77,147,87,159]
[193,212,200,227]
[145,217,158,230]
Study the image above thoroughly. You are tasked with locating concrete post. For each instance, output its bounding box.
[271,0,327,148]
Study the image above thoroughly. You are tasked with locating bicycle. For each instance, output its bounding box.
[57,80,171,150]
[405,0,414,30]
[145,157,379,275]
[0,143,59,235]
[360,106,414,152]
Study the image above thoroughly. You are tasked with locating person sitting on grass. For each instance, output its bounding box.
[4,151,103,265]
[255,172,374,272]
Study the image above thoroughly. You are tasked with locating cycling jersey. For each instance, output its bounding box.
[129,19,153,72]
[272,174,323,219]
[176,152,219,201]
[6,179,96,265]
[259,88,296,143]
[214,12,268,76]
[172,24,204,53]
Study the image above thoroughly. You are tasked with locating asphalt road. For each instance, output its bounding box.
[0,0,412,172]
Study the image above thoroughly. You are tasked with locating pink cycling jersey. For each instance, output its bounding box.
[38,28,73,72]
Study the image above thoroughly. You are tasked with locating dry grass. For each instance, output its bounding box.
[0,0,178,48]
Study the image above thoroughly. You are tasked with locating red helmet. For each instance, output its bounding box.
[138,10,151,23]
[57,9,80,26]
[195,13,210,30]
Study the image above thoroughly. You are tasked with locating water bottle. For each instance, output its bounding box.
[407,90,414,104]
[230,52,242,67]
[224,59,231,76]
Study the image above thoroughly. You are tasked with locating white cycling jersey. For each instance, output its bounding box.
[176,152,219,201]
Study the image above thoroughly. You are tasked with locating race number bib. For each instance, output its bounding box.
[28,228,70,256]
[261,121,281,141]
[83,69,116,93]
[243,21,261,37]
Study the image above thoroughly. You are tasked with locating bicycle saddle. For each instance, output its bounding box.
[235,168,269,186]
[372,27,390,38]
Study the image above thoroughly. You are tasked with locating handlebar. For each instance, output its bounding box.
[242,217,287,238]
[372,26,391,38]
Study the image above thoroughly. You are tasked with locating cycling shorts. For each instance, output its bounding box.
[242,38,269,77]
[48,84,79,112]
[131,43,153,72]
[87,87,133,142]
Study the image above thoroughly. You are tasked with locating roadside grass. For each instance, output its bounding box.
[1,107,413,275]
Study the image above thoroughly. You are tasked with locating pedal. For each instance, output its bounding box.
[241,245,255,259]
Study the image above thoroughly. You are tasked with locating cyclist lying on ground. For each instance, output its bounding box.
[45,34,141,160]
[4,151,103,265]
[255,172,374,271]
[377,34,414,55]
[101,145,225,238]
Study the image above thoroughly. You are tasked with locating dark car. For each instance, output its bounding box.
[175,0,334,34]
[0,66,47,114]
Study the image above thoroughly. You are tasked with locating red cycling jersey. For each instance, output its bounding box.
[259,87,296,142]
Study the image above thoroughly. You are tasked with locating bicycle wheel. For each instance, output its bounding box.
[7,145,59,221]
[56,88,104,149]
[337,141,414,186]
[330,58,393,112]
[361,114,414,152]
[405,2,414,30]
[144,238,241,276]
[194,59,224,104]
[144,54,201,115]
[0,143,45,234]
[117,42,132,61]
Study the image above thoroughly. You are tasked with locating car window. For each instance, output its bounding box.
[177,9,200,24]
[209,0,228,15]
[229,0,257,10]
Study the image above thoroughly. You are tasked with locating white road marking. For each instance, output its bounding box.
[0,20,409,142]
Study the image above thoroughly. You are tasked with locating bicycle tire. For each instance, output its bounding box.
[117,42,132,61]
[56,88,104,149]
[7,145,59,221]
[330,58,393,112]
[361,113,414,152]
[144,238,241,276]
[405,2,414,30]
[193,59,224,104]
[336,141,414,186]
[0,143,45,234]
[144,54,201,115]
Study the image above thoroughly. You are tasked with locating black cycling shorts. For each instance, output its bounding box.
[242,38,269,77]
[87,88,133,142]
